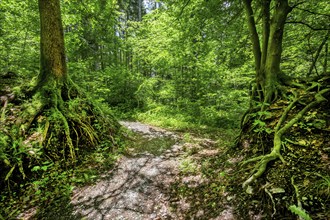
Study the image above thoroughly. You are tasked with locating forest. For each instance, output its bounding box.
[0,0,329,219]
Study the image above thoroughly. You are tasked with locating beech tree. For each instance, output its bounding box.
[243,0,292,104]
[34,0,119,160]
[0,0,120,188]
[240,0,330,190]
[38,0,67,88]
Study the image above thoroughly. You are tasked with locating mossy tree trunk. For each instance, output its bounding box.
[38,0,67,89]
[243,0,292,104]
[240,0,330,192]
[241,0,293,187]
[0,0,119,189]
[17,0,119,162]
[0,0,118,200]
[36,0,76,111]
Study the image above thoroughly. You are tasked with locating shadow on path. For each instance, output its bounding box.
[71,152,182,220]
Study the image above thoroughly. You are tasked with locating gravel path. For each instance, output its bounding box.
[70,121,235,220]
[71,122,183,219]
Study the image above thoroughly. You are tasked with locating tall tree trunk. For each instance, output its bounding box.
[38,0,67,88]
[263,0,292,103]
[243,0,292,104]
[138,0,142,21]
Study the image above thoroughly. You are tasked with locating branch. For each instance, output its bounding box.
[177,0,191,18]
[308,30,330,76]
[260,0,270,68]
[243,0,261,71]
[296,7,330,18]
[290,1,306,9]
[286,21,330,31]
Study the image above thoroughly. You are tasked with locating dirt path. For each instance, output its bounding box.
[70,121,235,220]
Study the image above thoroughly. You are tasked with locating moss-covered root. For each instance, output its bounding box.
[18,83,107,163]
[53,107,76,160]
[242,88,330,190]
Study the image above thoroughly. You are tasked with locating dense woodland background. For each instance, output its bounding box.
[1,0,328,126]
[0,0,330,219]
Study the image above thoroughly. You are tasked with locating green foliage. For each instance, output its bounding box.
[289,205,312,220]
[135,105,191,129]
[314,173,330,199]
[0,128,122,218]
[282,1,329,77]
[2,0,329,218]
[70,66,144,112]
[133,71,250,129]
[62,0,121,70]
[252,119,273,134]
[0,0,39,75]
[0,135,28,187]
[183,133,193,143]
[179,158,199,174]
[122,1,251,127]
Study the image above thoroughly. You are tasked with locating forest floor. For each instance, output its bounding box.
[15,108,330,220]
[17,121,238,220]
[68,121,236,220]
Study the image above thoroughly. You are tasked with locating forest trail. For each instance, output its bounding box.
[70,121,235,220]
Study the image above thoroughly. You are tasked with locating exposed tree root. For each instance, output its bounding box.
[242,88,330,189]
[265,187,276,217]
[291,176,302,209]
[0,78,121,190]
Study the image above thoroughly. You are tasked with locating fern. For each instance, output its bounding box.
[289,205,312,220]
[314,173,330,199]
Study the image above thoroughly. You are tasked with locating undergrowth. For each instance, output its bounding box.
[0,131,127,219]
[117,104,240,144]
[231,79,330,219]
[0,75,126,218]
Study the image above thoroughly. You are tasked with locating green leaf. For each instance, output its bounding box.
[219,172,226,177]
[265,128,273,134]
[31,166,41,172]
[3,159,10,166]
[5,165,16,181]
[33,180,42,186]
[288,205,312,220]
[253,120,266,127]
[269,187,285,194]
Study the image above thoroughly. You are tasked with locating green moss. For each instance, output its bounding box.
[0,77,123,218]
[234,84,330,219]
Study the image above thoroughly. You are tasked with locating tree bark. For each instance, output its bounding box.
[242,0,261,73]
[138,0,142,21]
[38,0,67,88]
[263,0,292,103]
[243,0,292,103]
